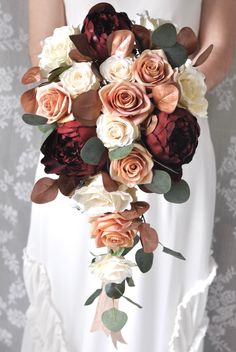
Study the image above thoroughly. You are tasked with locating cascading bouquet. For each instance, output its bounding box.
[20,2,213,347]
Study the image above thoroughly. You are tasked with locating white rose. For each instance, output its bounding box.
[99,56,134,82]
[174,60,208,118]
[96,113,140,149]
[60,62,100,97]
[72,174,134,216]
[38,26,80,78]
[90,253,136,284]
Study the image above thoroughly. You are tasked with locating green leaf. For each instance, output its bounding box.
[164,179,190,204]
[164,43,188,68]
[80,137,106,165]
[22,113,48,126]
[38,122,57,133]
[152,23,177,48]
[163,246,186,261]
[122,295,142,309]
[105,280,125,299]
[109,144,134,161]
[135,248,154,273]
[126,277,135,287]
[102,308,128,332]
[41,126,56,144]
[48,64,72,82]
[84,288,102,306]
[112,248,125,257]
[122,236,140,256]
[145,170,171,194]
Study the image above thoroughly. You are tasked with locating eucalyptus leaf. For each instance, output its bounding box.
[80,137,106,165]
[126,277,135,287]
[122,236,140,256]
[135,248,154,273]
[102,308,128,332]
[109,144,134,161]
[145,170,171,194]
[164,179,190,204]
[122,295,142,309]
[48,64,72,82]
[38,122,57,133]
[152,23,177,48]
[105,280,125,299]
[163,246,186,261]
[164,43,188,68]
[84,288,102,306]
[22,113,48,126]
[41,127,55,144]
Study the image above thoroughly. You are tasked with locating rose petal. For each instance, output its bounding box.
[31,177,58,204]
[139,223,159,253]
[193,44,214,67]
[107,30,135,58]
[69,48,92,62]
[152,83,179,114]
[132,24,151,51]
[143,115,158,135]
[101,172,119,192]
[20,88,38,113]
[72,90,102,125]
[87,2,116,15]
[177,27,198,55]
[21,66,41,85]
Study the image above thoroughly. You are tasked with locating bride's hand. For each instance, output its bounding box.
[197,0,236,90]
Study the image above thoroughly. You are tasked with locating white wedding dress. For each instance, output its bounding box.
[21,1,217,351]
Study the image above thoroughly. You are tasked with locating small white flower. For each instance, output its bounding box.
[90,253,136,284]
[100,56,134,82]
[174,59,208,118]
[72,174,134,216]
[96,113,140,149]
[136,11,160,31]
[38,26,80,77]
[60,62,100,97]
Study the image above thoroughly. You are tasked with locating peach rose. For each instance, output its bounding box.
[133,49,173,89]
[90,201,149,249]
[36,82,73,124]
[110,143,153,187]
[99,81,152,125]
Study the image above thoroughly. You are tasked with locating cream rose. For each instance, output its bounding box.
[60,62,100,98]
[36,82,73,124]
[72,174,134,216]
[90,253,135,284]
[174,60,208,118]
[110,143,153,187]
[99,56,134,82]
[96,113,139,149]
[38,26,79,78]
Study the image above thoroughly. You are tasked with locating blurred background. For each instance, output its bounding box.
[0,0,236,351]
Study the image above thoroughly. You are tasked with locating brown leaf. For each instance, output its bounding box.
[58,174,82,196]
[177,27,198,55]
[87,2,116,15]
[152,83,179,114]
[20,88,38,113]
[131,201,150,217]
[101,172,119,192]
[143,115,158,135]
[72,90,102,125]
[69,48,92,62]
[193,44,213,67]
[21,66,41,85]
[132,24,151,50]
[107,30,135,58]
[31,177,58,204]
[69,34,92,58]
[138,185,153,193]
[139,223,159,253]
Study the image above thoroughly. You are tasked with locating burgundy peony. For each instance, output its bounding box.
[144,108,200,167]
[41,121,107,177]
[81,3,132,60]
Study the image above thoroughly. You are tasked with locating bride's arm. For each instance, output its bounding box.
[28,0,66,65]
[198,0,236,90]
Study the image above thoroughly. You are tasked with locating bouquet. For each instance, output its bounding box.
[21,2,212,347]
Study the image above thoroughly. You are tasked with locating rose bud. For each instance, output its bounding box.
[41,121,107,177]
[144,108,200,167]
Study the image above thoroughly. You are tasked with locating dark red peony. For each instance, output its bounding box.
[144,108,200,168]
[41,121,107,177]
[81,3,132,60]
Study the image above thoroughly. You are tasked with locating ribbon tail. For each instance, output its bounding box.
[111,331,127,349]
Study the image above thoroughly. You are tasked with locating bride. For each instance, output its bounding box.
[21,1,236,351]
